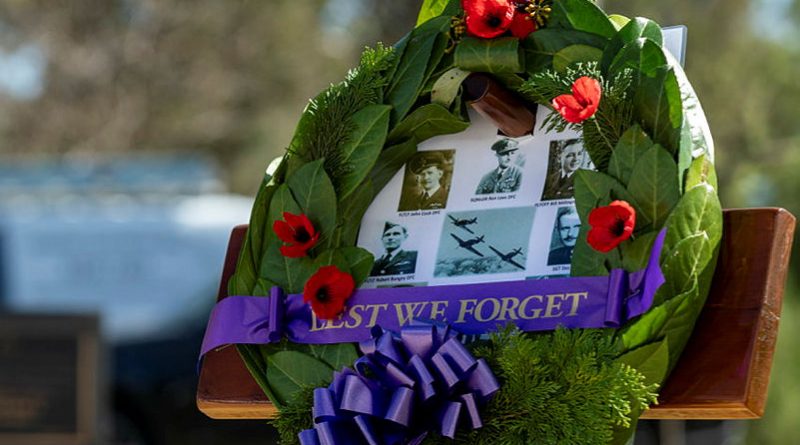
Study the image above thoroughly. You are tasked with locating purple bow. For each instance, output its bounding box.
[298,324,500,445]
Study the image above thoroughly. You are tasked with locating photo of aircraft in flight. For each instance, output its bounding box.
[488,245,526,270]
[450,233,485,257]
[448,215,478,234]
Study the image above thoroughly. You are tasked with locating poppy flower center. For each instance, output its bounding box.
[316,286,330,303]
[487,15,502,27]
[294,226,311,243]
[611,218,627,237]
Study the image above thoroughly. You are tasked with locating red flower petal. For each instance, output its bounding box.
[463,0,515,39]
[586,200,636,253]
[272,219,296,243]
[572,76,602,106]
[303,266,355,320]
[283,211,304,227]
[272,212,319,258]
[509,10,536,39]
[552,76,602,124]
[280,244,310,258]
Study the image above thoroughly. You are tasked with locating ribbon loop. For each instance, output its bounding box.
[299,325,499,445]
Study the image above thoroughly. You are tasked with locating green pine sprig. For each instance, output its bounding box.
[289,43,395,185]
[269,385,315,444]
[517,62,635,170]
[424,327,658,445]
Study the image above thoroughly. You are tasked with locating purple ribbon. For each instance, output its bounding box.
[298,324,500,445]
[199,230,666,360]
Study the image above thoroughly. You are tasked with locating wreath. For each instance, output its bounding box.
[224,0,722,443]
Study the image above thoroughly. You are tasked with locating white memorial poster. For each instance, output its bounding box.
[356,27,686,289]
[357,106,589,288]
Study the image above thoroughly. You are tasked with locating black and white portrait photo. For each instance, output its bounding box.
[541,139,590,201]
[398,150,454,211]
[547,206,581,266]
[370,222,418,276]
[474,138,524,195]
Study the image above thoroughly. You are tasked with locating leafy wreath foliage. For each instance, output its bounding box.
[227,0,723,443]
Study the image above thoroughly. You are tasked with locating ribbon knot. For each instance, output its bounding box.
[604,228,667,327]
[299,324,500,445]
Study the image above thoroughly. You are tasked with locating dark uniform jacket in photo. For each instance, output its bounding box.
[475,165,523,194]
[547,246,573,266]
[400,186,448,211]
[541,171,575,200]
[370,250,418,276]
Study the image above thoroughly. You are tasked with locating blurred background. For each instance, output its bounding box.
[0,0,796,444]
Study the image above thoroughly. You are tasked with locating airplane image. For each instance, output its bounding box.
[450,233,485,257]
[488,245,526,270]
[448,215,478,234]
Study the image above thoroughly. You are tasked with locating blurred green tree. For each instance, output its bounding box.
[0,0,421,193]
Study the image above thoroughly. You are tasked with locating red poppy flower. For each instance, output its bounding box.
[509,5,537,38]
[272,212,319,258]
[587,200,636,253]
[462,0,515,39]
[303,266,355,320]
[552,76,602,124]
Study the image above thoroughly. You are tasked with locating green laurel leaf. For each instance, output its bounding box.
[684,154,718,191]
[340,246,376,286]
[287,159,338,246]
[617,338,669,386]
[334,179,375,247]
[368,138,418,196]
[266,351,333,406]
[608,37,667,80]
[553,44,604,72]
[620,278,697,353]
[660,232,713,298]
[416,0,459,27]
[522,28,609,72]
[306,343,359,373]
[337,104,391,199]
[388,103,469,145]
[455,37,523,73]
[626,144,680,229]
[549,0,617,38]
[386,16,449,126]
[431,67,472,109]
[259,185,314,294]
[601,17,663,73]
[666,50,715,161]
[634,65,683,155]
[663,183,723,254]
[620,230,658,272]
[573,169,638,222]
[570,225,608,277]
[608,123,654,185]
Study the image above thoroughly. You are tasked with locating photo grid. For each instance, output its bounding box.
[356,107,591,288]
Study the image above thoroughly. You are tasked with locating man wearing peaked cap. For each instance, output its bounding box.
[398,151,450,211]
[370,222,418,276]
[475,138,523,195]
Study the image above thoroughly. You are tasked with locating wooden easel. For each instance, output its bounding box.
[196,207,795,420]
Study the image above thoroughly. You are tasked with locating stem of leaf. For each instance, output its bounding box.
[591,115,615,152]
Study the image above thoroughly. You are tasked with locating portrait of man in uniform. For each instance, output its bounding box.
[541,139,587,201]
[398,150,453,211]
[547,206,581,266]
[475,138,523,195]
[370,222,418,276]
